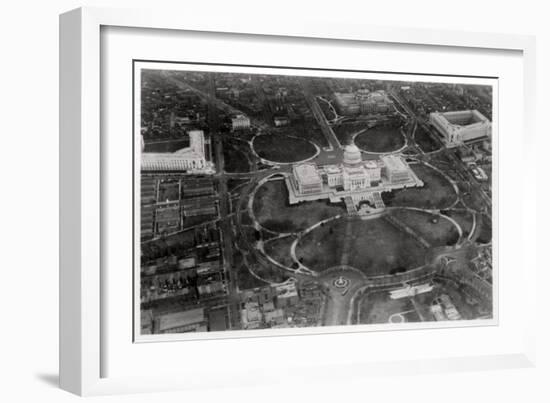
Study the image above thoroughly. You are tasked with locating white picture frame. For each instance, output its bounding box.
[59,6,537,396]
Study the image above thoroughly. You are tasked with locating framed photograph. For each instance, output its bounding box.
[60,7,537,396]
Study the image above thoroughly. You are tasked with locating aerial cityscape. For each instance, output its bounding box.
[137,65,494,336]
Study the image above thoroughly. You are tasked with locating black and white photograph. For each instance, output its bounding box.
[3,0,547,400]
[136,63,495,337]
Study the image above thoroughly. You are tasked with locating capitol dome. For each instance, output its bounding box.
[343,144,362,166]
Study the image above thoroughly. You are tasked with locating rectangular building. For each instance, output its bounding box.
[429,110,491,147]
[291,164,323,195]
[182,177,215,197]
[381,155,411,184]
[275,282,299,308]
[231,114,251,130]
[155,308,206,334]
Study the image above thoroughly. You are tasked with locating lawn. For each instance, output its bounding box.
[273,120,329,149]
[354,125,405,153]
[445,209,474,237]
[388,208,460,247]
[223,142,251,173]
[234,250,269,290]
[475,214,492,244]
[253,180,345,233]
[333,121,369,145]
[359,278,486,324]
[358,290,420,324]
[383,163,457,209]
[227,178,250,194]
[253,134,317,163]
[264,236,296,268]
[237,250,290,288]
[295,216,427,275]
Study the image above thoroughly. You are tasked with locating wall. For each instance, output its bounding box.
[0,0,547,402]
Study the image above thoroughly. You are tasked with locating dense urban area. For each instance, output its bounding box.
[138,67,493,335]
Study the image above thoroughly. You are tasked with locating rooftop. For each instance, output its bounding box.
[157,308,205,332]
[343,144,362,166]
[432,110,490,127]
[275,282,298,298]
[381,155,408,172]
[294,164,322,185]
[325,165,341,174]
[365,161,378,169]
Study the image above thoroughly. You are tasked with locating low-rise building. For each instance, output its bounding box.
[182,195,217,217]
[264,308,285,326]
[231,114,251,131]
[197,281,225,297]
[274,116,290,127]
[178,257,196,270]
[155,308,206,334]
[182,177,214,197]
[275,282,299,308]
[241,301,262,329]
[240,286,276,305]
[140,177,156,239]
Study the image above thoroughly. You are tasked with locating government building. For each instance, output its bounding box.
[231,114,251,131]
[141,130,215,173]
[333,90,394,116]
[429,110,491,148]
[286,144,423,211]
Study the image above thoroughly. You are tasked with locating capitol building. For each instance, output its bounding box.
[286,144,423,210]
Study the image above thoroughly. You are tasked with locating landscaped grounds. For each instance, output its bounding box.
[383,163,457,209]
[354,125,405,153]
[294,215,427,275]
[252,134,317,163]
[388,209,460,247]
[252,180,345,233]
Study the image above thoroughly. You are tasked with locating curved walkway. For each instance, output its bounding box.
[233,142,480,325]
[288,206,461,279]
[249,134,320,166]
[246,173,300,237]
[406,159,461,210]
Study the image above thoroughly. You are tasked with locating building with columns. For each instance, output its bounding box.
[231,114,251,131]
[141,130,215,173]
[286,144,423,209]
[429,110,491,147]
[290,164,324,195]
